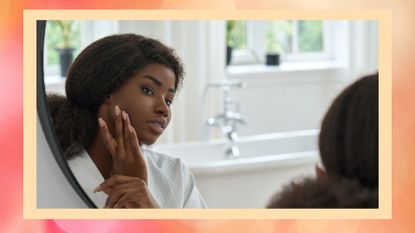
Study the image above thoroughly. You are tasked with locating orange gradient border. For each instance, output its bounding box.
[24,9,391,219]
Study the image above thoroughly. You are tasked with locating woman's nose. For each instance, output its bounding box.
[154,98,169,117]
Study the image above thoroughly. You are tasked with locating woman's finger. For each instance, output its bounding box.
[98,118,116,156]
[115,184,156,208]
[105,182,134,208]
[122,111,132,160]
[128,125,148,183]
[119,201,140,208]
[94,175,145,193]
[111,180,148,208]
[114,105,125,158]
[115,194,143,208]
[112,138,118,149]
[105,179,147,208]
[128,124,141,160]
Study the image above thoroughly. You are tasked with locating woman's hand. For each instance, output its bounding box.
[98,105,148,183]
[93,175,158,208]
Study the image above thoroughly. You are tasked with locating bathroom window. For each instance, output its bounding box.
[44,20,119,79]
[45,20,82,76]
[227,20,331,65]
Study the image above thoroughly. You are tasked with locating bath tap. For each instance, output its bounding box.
[204,79,246,158]
[207,110,245,133]
[207,111,245,158]
[225,144,240,158]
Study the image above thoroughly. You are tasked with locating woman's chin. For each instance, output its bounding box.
[139,136,158,147]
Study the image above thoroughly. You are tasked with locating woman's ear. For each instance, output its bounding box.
[316,164,326,179]
[104,95,112,104]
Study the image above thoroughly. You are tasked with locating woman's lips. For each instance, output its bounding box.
[148,122,164,134]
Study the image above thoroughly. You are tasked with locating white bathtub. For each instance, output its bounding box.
[151,129,320,208]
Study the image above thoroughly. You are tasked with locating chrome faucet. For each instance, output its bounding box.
[204,79,246,158]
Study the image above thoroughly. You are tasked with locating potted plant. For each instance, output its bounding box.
[265,31,283,66]
[51,20,76,77]
[265,21,291,66]
[226,20,237,65]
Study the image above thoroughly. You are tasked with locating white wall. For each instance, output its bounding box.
[224,70,350,137]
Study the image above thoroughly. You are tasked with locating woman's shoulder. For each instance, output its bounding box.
[144,149,185,171]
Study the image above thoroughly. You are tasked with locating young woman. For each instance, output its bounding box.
[267,73,379,208]
[48,34,207,208]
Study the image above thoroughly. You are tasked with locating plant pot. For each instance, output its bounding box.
[226,46,233,66]
[265,53,280,66]
[56,48,75,77]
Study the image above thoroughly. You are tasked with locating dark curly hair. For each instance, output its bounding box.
[267,176,378,208]
[268,73,378,208]
[319,73,378,189]
[47,34,184,159]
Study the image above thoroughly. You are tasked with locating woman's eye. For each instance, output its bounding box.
[165,99,173,107]
[142,87,154,96]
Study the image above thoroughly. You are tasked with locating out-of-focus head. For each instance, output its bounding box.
[267,73,379,208]
[319,73,378,188]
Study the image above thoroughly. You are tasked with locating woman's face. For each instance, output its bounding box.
[109,63,176,145]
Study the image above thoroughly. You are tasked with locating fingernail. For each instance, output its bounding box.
[93,185,102,193]
[115,105,120,116]
[98,118,104,127]
[122,111,127,120]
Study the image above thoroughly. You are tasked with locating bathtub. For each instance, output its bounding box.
[151,129,320,208]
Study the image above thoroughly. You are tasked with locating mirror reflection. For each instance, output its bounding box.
[43,20,379,208]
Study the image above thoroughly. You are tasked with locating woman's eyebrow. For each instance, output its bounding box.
[141,75,176,93]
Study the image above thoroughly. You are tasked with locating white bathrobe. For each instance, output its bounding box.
[67,148,207,208]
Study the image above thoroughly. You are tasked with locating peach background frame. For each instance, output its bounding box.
[23,9,391,219]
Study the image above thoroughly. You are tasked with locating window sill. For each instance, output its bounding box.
[45,75,66,85]
[44,75,66,95]
[226,60,346,79]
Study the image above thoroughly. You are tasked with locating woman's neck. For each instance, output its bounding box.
[86,134,113,180]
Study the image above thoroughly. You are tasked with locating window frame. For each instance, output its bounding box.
[44,20,119,79]
[44,21,82,77]
[229,20,335,66]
